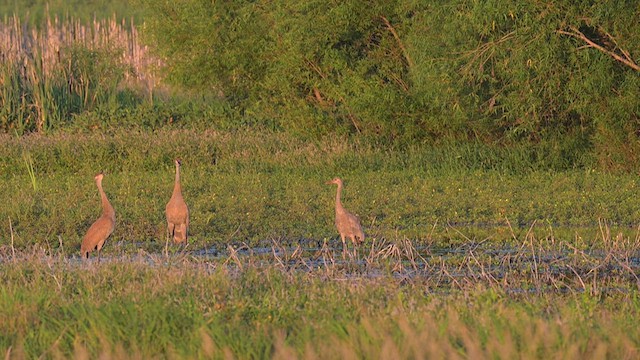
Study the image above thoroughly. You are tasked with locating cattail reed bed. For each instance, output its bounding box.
[0,14,160,133]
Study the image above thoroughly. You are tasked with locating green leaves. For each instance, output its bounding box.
[138,0,269,100]
[3,0,638,167]
[139,0,420,142]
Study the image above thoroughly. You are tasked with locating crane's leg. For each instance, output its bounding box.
[340,234,347,260]
[185,220,189,244]
[178,223,188,253]
[179,223,188,244]
[167,222,175,238]
[165,222,174,257]
[96,242,105,263]
[350,236,358,259]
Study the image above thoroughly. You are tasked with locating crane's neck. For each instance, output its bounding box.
[172,163,182,197]
[97,178,115,219]
[335,183,344,213]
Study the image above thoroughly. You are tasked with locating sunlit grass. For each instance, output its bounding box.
[0,13,159,133]
[1,233,640,359]
[2,128,640,358]
[1,129,640,251]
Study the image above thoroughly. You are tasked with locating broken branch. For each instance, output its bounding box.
[558,26,640,72]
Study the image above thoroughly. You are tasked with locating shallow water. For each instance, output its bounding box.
[5,238,640,294]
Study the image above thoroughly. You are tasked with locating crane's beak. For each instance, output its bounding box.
[325,180,333,185]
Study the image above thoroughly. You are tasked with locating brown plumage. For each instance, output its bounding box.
[80,172,115,261]
[326,177,365,256]
[166,158,189,244]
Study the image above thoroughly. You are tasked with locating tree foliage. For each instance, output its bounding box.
[138,0,640,167]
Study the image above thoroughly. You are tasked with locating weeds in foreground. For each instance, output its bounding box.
[3,219,640,295]
[2,225,640,359]
[21,151,37,191]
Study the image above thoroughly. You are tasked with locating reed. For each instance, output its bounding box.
[0,14,160,133]
[20,151,37,191]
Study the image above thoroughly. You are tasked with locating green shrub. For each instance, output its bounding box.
[138,0,640,167]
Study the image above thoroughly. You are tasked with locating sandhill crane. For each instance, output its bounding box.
[326,177,365,258]
[80,172,115,261]
[166,158,189,244]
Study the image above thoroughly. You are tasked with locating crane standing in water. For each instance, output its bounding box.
[326,177,365,258]
[166,158,189,245]
[80,172,115,261]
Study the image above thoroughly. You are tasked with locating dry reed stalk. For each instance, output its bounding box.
[224,244,248,271]
[364,237,379,266]
[0,14,162,103]
[525,223,541,291]
[271,240,286,269]
[398,238,421,271]
[612,253,640,290]
[379,242,406,272]
[468,248,499,288]
[317,239,337,276]
[270,240,308,273]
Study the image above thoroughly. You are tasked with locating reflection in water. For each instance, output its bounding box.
[6,236,640,294]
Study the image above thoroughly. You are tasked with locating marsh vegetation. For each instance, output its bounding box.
[1,1,640,358]
[3,129,640,358]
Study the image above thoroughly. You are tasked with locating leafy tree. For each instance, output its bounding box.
[138,0,640,167]
[138,0,269,106]
[407,0,639,167]
[257,0,416,141]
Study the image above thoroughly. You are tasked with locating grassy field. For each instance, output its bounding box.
[1,1,640,358]
[1,245,640,359]
[1,128,640,251]
[1,128,640,358]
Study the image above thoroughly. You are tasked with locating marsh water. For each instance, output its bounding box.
[7,221,639,294]
[28,232,633,294]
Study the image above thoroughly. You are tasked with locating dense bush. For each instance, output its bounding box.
[0,1,638,169]
[139,0,639,167]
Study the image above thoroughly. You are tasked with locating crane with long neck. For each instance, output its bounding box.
[165,158,189,244]
[80,172,115,261]
[326,177,365,258]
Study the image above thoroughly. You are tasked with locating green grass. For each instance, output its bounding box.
[1,128,639,252]
[2,128,640,358]
[0,0,147,24]
[1,249,639,359]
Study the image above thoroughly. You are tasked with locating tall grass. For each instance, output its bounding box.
[1,241,639,359]
[0,14,160,133]
[0,0,147,26]
[0,129,638,250]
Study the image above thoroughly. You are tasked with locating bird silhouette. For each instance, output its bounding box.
[166,158,189,244]
[326,177,364,258]
[80,172,115,261]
